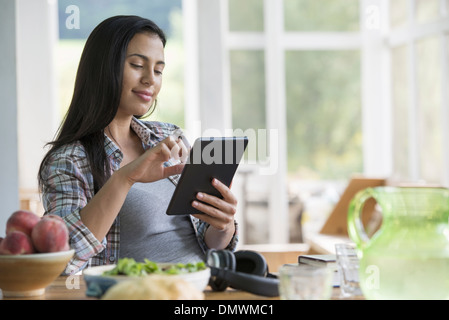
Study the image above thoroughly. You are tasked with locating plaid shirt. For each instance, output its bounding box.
[41,118,238,275]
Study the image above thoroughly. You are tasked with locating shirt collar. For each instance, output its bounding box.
[104,135,122,163]
[130,117,163,149]
[104,117,162,161]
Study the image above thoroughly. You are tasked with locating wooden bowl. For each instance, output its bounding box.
[0,249,74,297]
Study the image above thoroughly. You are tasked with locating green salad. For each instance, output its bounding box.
[103,257,207,277]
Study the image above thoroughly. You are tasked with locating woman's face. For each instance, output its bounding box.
[118,32,165,117]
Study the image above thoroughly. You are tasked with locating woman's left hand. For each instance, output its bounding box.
[192,178,237,249]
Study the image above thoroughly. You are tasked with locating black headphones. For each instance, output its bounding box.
[206,249,279,297]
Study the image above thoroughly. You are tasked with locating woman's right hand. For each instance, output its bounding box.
[78,136,187,242]
[119,136,187,186]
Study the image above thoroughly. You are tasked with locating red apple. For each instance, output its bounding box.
[6,210,40,237]
[31,214,70,253]
[0,231,35,255]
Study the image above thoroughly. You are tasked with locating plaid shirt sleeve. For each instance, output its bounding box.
[41,144,105,274]
[193,217,239,252]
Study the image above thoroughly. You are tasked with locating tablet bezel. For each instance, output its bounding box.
[166,136,248,215]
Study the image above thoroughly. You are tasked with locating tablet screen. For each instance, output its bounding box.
[166,136,248,215]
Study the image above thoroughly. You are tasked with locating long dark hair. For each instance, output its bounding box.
[38,16,166,193]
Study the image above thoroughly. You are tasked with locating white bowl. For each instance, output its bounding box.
[83,264,210,298]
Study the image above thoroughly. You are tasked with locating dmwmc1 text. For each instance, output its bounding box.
[174,303,274,317]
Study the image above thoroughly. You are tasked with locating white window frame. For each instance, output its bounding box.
[184,0,369,244]
[388,0,449,185]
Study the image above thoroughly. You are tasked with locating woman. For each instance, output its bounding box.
[38,16,238,275]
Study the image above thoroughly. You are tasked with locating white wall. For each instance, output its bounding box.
[0,0,19,234]
[0,0,59,232]
[16,0,59,191]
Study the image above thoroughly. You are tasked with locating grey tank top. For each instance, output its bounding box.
[119,179,205,263]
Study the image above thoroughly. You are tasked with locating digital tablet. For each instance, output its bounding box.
[166,136,248,215]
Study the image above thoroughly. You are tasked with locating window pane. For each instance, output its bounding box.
[230,50,267,244]
[417,37,443,183]
[285,50,362,179]
[230,50,266,163]
[391,45,409,181]
[229,0,264,32]
[151,8,185,127]
[390,0,408,29]
[416,0,441,24]
[284,0,359,32]
[56,39,84,119]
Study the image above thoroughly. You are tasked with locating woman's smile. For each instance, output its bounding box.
[132,89,153,102]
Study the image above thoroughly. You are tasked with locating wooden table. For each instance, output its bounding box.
[1,275,353,300]
[0,275,278,300]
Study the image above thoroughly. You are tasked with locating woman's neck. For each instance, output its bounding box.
[106,116,133,146]
[106,116,145,166]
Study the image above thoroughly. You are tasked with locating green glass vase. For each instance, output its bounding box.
[347,187,449,299]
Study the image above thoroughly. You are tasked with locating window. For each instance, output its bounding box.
[284,0,359,32]
[285,50,362,179]
[224,0,363,244]
[389,0,449,185]
[217,0,449,245]
[229,0,264,32]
